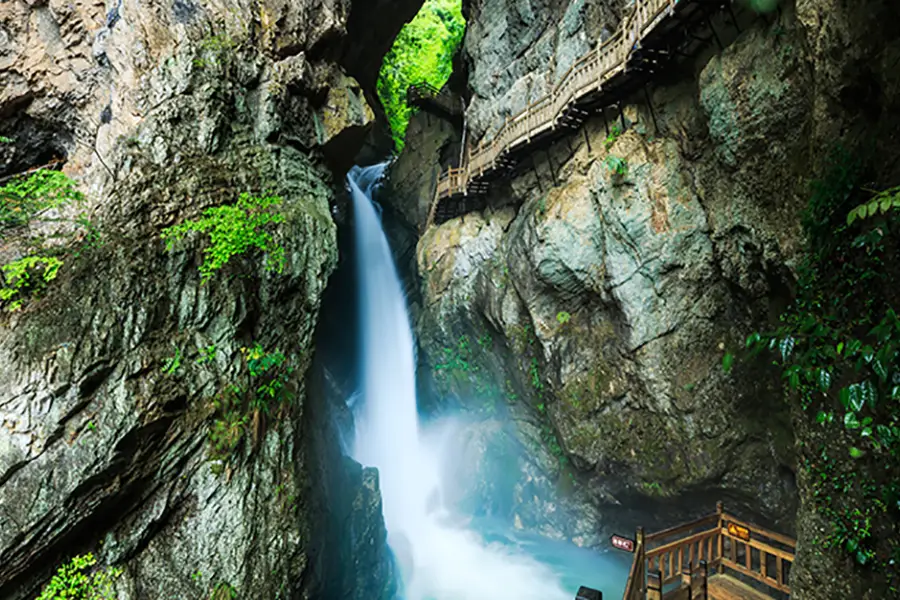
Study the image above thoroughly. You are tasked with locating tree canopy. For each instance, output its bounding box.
[376,0,465,151]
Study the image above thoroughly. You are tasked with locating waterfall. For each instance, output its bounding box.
[347,164,577,600]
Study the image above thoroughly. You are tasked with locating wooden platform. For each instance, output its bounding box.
[623,503,794,600]
[708,574,775,600]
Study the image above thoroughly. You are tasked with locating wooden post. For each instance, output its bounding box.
[546,150,557,186]
[636,526,645,600]
[699,560,708,600]
[647,570,663,600]
[716,501,725,573]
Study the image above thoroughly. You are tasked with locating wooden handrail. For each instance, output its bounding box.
[424,0,687,227]
[623,527,646,600]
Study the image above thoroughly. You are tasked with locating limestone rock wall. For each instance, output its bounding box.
[462,0,624,141]
[0,0,418,597]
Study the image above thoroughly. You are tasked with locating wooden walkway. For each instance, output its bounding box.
[410,0,739,227]
[623,502,795,600]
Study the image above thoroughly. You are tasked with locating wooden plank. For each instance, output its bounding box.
[719,558,790,594]
[707,574,774,600]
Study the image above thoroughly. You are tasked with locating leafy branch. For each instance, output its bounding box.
[161,192,286,283]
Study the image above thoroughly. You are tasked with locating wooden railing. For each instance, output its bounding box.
[422,0,683,225]
[622,503,795,599]
[717,510,795,594]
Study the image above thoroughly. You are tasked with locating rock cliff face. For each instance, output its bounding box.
[399,0,900,594]
[0,0,418,597]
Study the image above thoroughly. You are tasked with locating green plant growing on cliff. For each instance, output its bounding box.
[604,155,628,178]
[0,169,98,311]
[161,192,286,283]
[210,582,237,600]
[0,255,63,312]
[604,124,622,151]
[530,357,544,392]
[432,332,510,413]
[196,344,218,364]
[556,311,571,325]
[35,553,122,600]
[846,185,900,225]
[376,0,465,150]
[0,136,13,144]
[1,169,84,233]
[734,149,900,588]
[193,33,239,69]
[161,346,183,375]
[208,344,295,469]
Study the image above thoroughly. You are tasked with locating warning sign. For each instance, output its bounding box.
[727,522,751,541]
[610,534,636,552]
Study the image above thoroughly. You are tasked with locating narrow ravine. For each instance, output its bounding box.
[346,164,631,599]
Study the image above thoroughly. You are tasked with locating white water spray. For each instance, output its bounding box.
[347,164,572,600]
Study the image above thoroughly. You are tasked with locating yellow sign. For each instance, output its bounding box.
[727,522,751,541]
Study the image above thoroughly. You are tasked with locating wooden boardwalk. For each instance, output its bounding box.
[411,0,738,227]
[622,502,795,600]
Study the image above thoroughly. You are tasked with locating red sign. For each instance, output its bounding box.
[610,534,636,553]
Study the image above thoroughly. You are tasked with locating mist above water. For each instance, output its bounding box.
[346,164,625,599]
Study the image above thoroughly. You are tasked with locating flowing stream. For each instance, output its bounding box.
[346,164,629,599]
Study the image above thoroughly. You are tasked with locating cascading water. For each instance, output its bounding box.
[346,164,625,599]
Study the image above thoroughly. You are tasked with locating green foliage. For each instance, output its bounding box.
[193,33,239,69]
[530,357,544,392]
[196,344,217,364]
[604,155,628,177]
[433,333,509,415]
[0,136,13,144]
[0,170,97,312]
[847,186,900,225]
[162,346,183,376]
[556,311,571,325]
[721,351,734,373]
[376,0,465,150]
[208,344,295,469]
[0,255,63,312]
[604,124,622,151]
[210,582,237,600]
[161,193,286,283]
[736,149,900,587]
[35,553,122,600]
[1,169,84,233]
